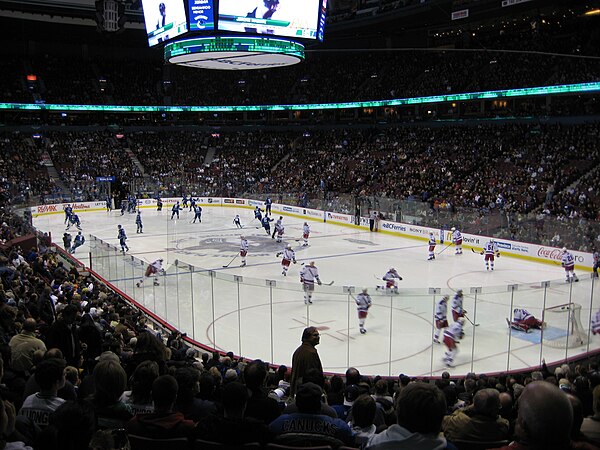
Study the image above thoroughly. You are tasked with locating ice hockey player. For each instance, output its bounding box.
[261,215,274,236]
[120,199,127,216]
[192,204,202,223]
[156,197,163,211]
[428,232,436,261]
[451,289,466,322]
[592,308,600,335]
[136,211,143,234]
[354,288,372,334]
[443,318,464,367]
[302,222,310,247]
[254,206,263,222]
[182,195,189,209]
[272,216,283,239]
[593,249,599,278]
[265,197,272,216]
[300,261,321,304]
[376,268,402,294]
[482,239,500,271]
[451,227,463,255]
[434,295,449,343]
[66,213,81,231]
[239,236,248,267]
[233,214,243,229]
[117,224,129,253]
[275,220,285,243]
[137,259,164,287]
[189,197,196,212]
[561,247,579,283]
[507,308,545,333]
[277,244,296,276]
[62,232,72,250]
[63,204,73,224]
[171,201,181,220]
[69,231,85,254]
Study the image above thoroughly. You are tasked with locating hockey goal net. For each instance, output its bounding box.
[542,303,589,348]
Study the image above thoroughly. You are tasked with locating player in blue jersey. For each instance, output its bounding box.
[254,206,263,222]
[192,205,202,223]
[117,225,129,253]
[261,215,274,235]
[63,204,73,224]
[135,211,143,233]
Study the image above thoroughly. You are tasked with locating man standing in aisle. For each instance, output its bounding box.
[290,327,323,397]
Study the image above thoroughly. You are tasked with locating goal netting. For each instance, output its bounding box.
[542,303,589,348]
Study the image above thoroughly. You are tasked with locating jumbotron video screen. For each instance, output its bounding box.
[141,0,189,47]
[218,0,322,40]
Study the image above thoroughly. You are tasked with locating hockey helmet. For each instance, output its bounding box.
[442,295,449,301]
[362,287,368,293]
[286,244,292,249]
[117,224,122,228]
[562,247,567,252]
[240,235,245,240]
[451,227,456,231]
[456,289,463,296]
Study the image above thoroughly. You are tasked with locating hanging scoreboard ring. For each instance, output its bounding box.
[164,36,305,70]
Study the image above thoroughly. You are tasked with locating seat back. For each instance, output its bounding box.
[266,444,333,450]
[192,439,262,450]
[451,439,510,450]
[128,434,190,450]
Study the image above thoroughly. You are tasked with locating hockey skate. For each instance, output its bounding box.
[240,262,246,267]
[360,328,367,334]
[282,271,286,276]
[153,281,160,286]
[433,338,440,344]
[136,282,141,288]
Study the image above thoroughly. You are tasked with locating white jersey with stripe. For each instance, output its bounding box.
[282,248,295,261]
[240,239,249,252]
[444,321,463,341]
[435,298,448,321]
[512,308,533,321]
[300,265,319,283]
[484,241,498,255]
[355,293,372,312]
[451,294,464,314]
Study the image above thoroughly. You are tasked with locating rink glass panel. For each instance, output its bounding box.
[87,234,600,376]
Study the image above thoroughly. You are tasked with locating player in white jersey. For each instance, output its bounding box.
[428,232,436,261]
[277,244,296,276]
[239,236,249,267]
[300,261,321,304]
[451,227,463,255]
[592,309,600,335]
[272,216,283,239]
[353,288,372,334]
[433,295,449,343]
[233,214,243,229]
[136,259,164,287]
[376,268,402,294]
[275,222,285,243]
[481,239,500,271]
[443,319,464,367]
[450,289,466,322]
[561,248,579,283]
[302,222,311,246]
[507,308,545,333]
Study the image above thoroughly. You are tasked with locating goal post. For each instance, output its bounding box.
[542,303,589,349]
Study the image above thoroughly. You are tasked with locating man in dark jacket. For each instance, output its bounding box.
[127,375,195,439]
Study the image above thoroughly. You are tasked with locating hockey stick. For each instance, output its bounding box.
[437,243,453,255]
[320,281,335,286]
[471,248,484,255]
[222,255,238,268]
[464,314,480,327]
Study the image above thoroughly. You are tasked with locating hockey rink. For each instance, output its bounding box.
[34,205,600,377]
